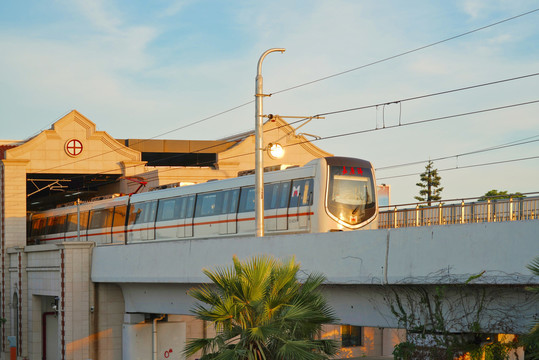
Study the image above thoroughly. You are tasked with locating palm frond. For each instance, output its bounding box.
[527,256,539,276]
[188,255,337,360]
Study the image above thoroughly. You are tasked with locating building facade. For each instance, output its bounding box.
[0,110,400,359]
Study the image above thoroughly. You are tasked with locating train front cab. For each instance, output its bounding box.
[321,156,378,231]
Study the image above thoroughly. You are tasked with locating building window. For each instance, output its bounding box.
[341,325,362,347]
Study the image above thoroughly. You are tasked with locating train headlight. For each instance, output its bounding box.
[268,143,285,159]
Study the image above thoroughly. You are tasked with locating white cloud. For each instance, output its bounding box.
[460,0,487,19]
[158,0,193,18]
[70,0,123,33]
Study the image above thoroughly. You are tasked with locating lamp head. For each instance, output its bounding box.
[268,143,284,159]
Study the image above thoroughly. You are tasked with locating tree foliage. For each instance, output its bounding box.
[414,160,443,205]
[478,190,525,201]
[382,271,534,360]
[520,256,539,359]
[183,255,339,360]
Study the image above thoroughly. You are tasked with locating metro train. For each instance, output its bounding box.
[28,157,378,245]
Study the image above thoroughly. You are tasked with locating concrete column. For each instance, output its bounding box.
[59,242,95,360]
[1,158,29,355]
[7,247,29,358]
[95,283,125,359]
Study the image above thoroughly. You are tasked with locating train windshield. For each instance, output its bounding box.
[327,164,376,226]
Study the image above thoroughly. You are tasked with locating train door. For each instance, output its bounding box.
[264,183,279,232]
[111,205,127,244]
[156,197,181,240]
[127,201,157,242]
[155,196,194,239]
[237,187,256,235]
[65,211,89,241]
[220,189,239,234]
[183,196,195,237]
[276,182,290,231]
[88,208,114,244]
[288,179,313,232]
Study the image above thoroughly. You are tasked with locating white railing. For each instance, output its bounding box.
[379,194,539,229]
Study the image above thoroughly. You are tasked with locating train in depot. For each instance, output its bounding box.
[28,156,378,245]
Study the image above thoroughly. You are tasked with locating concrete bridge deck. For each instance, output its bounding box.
[92,220,539,333]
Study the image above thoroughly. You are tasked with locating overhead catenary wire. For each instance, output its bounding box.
[270,8,539,96]
[11,98,539,201]
[377,155,539,181]
[25,97,539,183]
[104,99,539,181]
[298,99,539,144]
[376,135,539,171]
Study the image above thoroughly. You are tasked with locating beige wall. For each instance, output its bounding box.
[6,243,125,360]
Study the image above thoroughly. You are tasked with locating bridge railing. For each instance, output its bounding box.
[379,194,539,229]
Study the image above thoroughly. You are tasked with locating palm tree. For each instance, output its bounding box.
[183,255,339,360]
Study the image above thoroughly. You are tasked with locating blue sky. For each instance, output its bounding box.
[1,0,538,204]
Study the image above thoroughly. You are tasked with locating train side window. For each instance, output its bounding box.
[303,179,314,205]
[278,182,291,209]
[147,201,158,223]
[228,189,240,213]
[89,208,113,230]
[157,198,179,222]
[196,192,224,217]
[66,213,77,232]
[30,218,41,237]
[289,179,313,208]
[289,180,305,209]
[128,204,141,225]
[46,217,55,235]
[129,201,157,225]
[177,197,187,219]
[80,211,89,231]
[67,211,89,232]
[239,187,255,213]
[51,215,67,234]
[32,217,47,236]
[221,191,230,215]
[185,195,195,218]
[264,183,275,210]
[113,205,127,227]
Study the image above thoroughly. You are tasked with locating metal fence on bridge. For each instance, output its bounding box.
[379,195,539,229]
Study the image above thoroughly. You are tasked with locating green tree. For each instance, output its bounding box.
[521,256,539,359]
[478,190,525,201]
[183,255,339,360]
[414,160,443,206]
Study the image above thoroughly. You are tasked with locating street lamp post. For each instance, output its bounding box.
[255,48,285,237]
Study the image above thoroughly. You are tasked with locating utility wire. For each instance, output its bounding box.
[270,8,539,96]
[377,155,539,180]
[146,99,539,178]
[15,100,539,202]
[376,135,539,171]
[313,73,539,118]
[22,98,539,198]
[300,99,539,144]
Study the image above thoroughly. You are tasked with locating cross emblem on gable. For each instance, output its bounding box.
[65,139,83,157]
